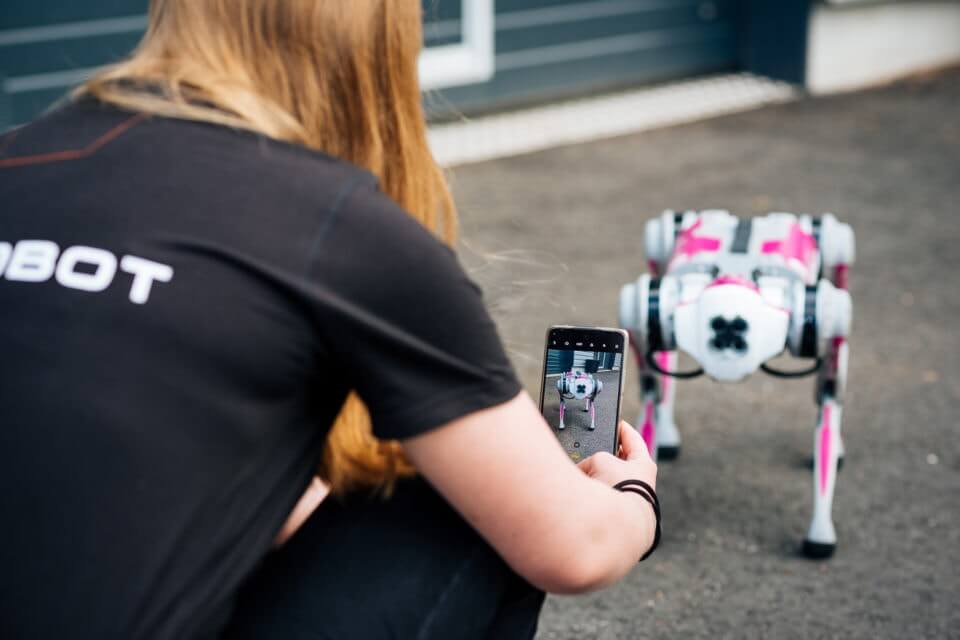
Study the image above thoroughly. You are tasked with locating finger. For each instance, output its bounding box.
[577,456,595,476]
[578,451,616,476]
[618,420,648,461]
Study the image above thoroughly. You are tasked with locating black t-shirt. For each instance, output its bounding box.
[0,98,520,638]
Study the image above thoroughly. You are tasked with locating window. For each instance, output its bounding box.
[419,0,495,90]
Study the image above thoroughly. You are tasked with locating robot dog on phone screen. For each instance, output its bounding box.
[556,363,603,431]
[619,210,854,558]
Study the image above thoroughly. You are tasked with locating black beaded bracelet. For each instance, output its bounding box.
[613,479,661,561]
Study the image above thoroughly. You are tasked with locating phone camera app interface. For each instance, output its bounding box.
[543,341,623,462]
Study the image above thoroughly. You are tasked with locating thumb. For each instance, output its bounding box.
[618,421,647,461]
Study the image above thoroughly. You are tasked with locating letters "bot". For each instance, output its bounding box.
[0,240,173,305]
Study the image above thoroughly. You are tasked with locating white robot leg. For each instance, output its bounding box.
[815,340,848,466]
[653,351,681,460]
[805,396,843,558]
[588,380,602,431]
[636,372,659,459]
[556,378,567,431]
[804,338,849,558]
[818,213,855,290]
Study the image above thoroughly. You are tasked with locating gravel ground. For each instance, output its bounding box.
[452,67,960,639]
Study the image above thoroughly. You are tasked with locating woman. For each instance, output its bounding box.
[0,1,658,638]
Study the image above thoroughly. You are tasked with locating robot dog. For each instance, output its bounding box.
[619,210,854,558]
[556,362,604,431]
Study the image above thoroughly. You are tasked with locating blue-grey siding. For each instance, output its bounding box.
[1,0,741,128]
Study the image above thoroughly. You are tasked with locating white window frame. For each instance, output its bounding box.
[419,0,495,90]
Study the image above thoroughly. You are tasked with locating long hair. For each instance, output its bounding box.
[81,0,456,496]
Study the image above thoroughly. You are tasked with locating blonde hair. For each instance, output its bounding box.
[81,0,457,496]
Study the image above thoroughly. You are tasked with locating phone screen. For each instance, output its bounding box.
[539,327,627,463]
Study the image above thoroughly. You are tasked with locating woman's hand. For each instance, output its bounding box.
[577,421,657,491]
[578,421,659,560]
[403,394,660,593]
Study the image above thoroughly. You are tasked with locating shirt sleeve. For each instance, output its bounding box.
[306,181,522,440]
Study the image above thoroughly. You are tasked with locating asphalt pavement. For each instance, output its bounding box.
[452,67,960,639]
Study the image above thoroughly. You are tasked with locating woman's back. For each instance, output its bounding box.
[0,98,519,638]
[1,2,661,636]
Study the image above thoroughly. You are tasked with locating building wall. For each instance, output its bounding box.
[427,0,741,116]
[807,0,960,94]
[7,2,952,130]
[546,350,623,374]
[0,2,146,127]
[0,1,742,129]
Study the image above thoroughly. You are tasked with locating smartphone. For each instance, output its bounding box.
[538,326,628,463]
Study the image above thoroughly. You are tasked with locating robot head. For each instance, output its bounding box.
[673,276,789,382]
[567,371,597,399]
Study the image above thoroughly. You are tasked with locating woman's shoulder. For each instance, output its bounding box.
[131,104,378,196]
[6,96,378,199]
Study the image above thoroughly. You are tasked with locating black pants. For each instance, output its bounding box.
[224,477,545,640]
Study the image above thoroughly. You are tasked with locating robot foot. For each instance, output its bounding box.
[801,538,836,560]
[588,424,596,431]
[657,445,681,461]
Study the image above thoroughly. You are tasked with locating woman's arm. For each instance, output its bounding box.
[402,391,657,594]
